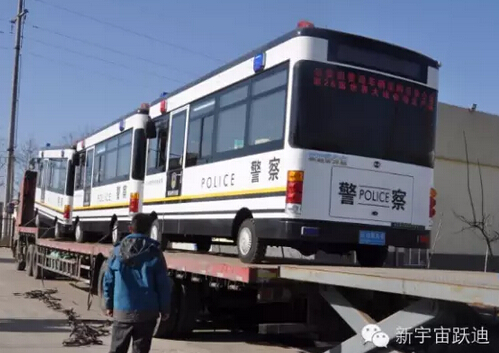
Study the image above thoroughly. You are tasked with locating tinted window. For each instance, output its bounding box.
[168,111,186,170]
[220,85,248,108]
[291,61,437,167]
[93,129,133,186]
[47,158,67,194]
[248,90,286,145]
[201,115,214,158]
[253,70,287,95]
[186,119,202,167]
[147,119,168,174]
[216,104,247,153]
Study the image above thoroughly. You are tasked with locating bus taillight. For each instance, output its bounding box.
[129,192,139,213]
[63,205,71,219]
[286,171,304,205]
[429,188,437,218]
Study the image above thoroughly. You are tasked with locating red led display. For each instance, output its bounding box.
[312,68,437,111]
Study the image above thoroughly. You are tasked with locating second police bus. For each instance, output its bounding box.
[44,21,439,266]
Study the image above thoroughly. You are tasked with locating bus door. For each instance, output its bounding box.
[83,148,94,207]
[165,108,187,198]
[40,159,49,203]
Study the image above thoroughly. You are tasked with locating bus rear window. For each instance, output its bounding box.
[291,61,437,168]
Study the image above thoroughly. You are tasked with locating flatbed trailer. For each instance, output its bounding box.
[10,171,499,352]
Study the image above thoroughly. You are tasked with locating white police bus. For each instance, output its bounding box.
[72,104,156,243]
[33,145,77,238]
[141,21,440,265]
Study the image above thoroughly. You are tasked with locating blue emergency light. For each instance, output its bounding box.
[253,53,266,72]
[119,120,125,131]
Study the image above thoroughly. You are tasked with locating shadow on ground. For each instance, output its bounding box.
[166,331,333,353]
[0,257,15,264]
[0,318,70,333]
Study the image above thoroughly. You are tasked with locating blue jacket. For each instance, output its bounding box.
[103,233,171,322]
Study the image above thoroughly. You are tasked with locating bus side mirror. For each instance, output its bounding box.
[29,158,40,170]
[146,118,157,139]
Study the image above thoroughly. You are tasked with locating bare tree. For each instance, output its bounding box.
[453,131,499,271]
[60,126,95,147]
[13,137,39,197]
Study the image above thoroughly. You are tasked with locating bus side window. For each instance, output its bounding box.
[147,121,168,174]
[75,152,85,190]
[186,98,215,167]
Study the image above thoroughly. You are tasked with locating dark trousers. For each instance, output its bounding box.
[109,320,156,353]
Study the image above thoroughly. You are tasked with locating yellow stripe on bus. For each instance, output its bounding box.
[35,201,64,214]
[71,186,286,212]
[143,186,286,204]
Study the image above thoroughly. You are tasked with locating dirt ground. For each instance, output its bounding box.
[0,248,323,353]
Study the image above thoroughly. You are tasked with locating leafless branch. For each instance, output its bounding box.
[454,131,499,270]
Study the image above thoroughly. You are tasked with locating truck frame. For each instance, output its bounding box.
[10,170,499,352]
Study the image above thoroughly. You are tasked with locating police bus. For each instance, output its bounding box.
[72,104,156,243]
[141,21,440,265]
[33,145,77,238]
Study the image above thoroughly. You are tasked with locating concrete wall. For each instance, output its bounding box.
[426,103,499,271]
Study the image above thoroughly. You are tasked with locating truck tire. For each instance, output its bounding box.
[154,278,180,338]
[26,244,35,277]
[356,245,388,267]
[14,241,26,271]
[236,219,266,264]
[33,249,43,279]
[175,281,201,336]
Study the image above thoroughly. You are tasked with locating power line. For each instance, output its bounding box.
[33,0,224,63]
[23,35,185,84]
[26,50,153,88]
[30,24,199,77]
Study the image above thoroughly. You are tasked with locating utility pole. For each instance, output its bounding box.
[1,0,28,242]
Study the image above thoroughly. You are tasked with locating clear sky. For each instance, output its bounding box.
[0,0,498,149]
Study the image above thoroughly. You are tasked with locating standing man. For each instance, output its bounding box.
[103,213,171,353]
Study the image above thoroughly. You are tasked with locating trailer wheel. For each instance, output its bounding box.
[175,281,201,336]
[237,219,266,264]
[33,249,43,279]
[14,241,26,271]
[154,278,180,338]
[356,245,388,267]
[26,244,35,277]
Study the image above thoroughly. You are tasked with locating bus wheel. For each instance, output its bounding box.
[54,223,64,239]
[111,221,120,244]
[26,244,35,277]
[150,219,166,251]
[236,219,266,264]
[74,222,87,243]
[356,245,388,267]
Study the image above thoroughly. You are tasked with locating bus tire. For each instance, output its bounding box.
[236,219,266,264]
[154,278,180,338]
[74,222,87,243]
[356,245,388,267]
[54,222,64,239]
[26,244,35,277]
[150,219,166,251]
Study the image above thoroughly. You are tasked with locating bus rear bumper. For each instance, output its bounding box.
[255,218,430,249]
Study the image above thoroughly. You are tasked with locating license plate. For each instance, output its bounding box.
[359,230,386,246]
